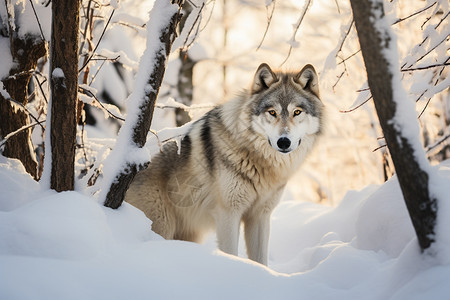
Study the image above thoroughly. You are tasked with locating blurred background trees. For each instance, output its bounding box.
[0,0,448,205]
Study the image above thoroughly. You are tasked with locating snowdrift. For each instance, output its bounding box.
[1,155,450,299]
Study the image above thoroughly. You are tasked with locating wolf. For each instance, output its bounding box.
[125,63,324,265]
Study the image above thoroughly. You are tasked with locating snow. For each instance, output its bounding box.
[98,0,180,203]
[2,0,450,298]
[2,155,450,299]
[52,67,64,79]
[0,37,14,80]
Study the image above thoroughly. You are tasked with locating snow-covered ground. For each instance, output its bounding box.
[2,155,450,299]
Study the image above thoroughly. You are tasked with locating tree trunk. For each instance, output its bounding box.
[350,0,437,251]
[176,2,195,126]
[0,2,47,179]
[103,0,184,209]
[49,0,80,191]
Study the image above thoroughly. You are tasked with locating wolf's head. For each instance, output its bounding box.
[249,63,323,154]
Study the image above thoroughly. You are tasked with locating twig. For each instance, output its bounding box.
[356,87,370,92]
[414,34,449,67]
[199,0,216,32]
[155,102,215,110]
[416,57,449,117]
[181,2,205,51]
[79,8,115,73]
[340,95,373,113]
[426,134,450,153]
[334,0,340,14]
[3,69,35,80]
[337,49,361,65]
[256,0,276,51]
[0,120,45,149]
[392,1,436,25]
[28,0,46,41]
[332,71,345,92]
[88,58,110,86]
[372,144,387,152]
[78,86,125,121]
[5,95,45,131]
[88,55,120,62]
[280,0,311,66]
[418,97,432,119]
[401,62,450,72]
[32,73,48,104]
[337,19,354,54]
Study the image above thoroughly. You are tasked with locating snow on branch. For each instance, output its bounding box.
[172,1,206,52]
[280,0,312,66]
[0,120,45,150]
[256,0,276,51]
[100,0,184,209]
[78,84,125,121]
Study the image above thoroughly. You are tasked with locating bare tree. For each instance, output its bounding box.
[350,0,437,251]
[0,0,47,179]
[48,0,80,191]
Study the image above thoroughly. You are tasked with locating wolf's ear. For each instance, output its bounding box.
[295,64,320,97]
[252,63,277,93]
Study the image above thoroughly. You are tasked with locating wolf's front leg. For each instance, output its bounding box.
[243,213,271,265]
[215,208,241,256]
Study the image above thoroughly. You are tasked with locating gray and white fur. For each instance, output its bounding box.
[125,63,324,265]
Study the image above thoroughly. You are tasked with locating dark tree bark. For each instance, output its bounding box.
[350,0,437,251]
[176,2,195,126]
[0,2,47,179]
[104,1,184,209]
[49,0,80,191]
[176,51,196,126]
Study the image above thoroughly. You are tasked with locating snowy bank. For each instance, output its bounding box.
[1,155,450,299]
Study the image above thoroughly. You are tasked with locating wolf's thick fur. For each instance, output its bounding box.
[125,63,324,265]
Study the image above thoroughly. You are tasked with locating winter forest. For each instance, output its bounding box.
[1,0,449,298]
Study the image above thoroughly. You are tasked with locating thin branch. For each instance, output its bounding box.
[5,95,45,131]
[372,144,387,152]
[392,1,436,25]
[256,0,276,51]
[334,0,341,14]
[181,2,205,51]
[421,8,448,30]
[280,0,312,66]
[401,62,450,72]
[28,0,46,41]
[0,120,45,149]
[89,58,107,85]
[356,87,370,92]
[332,71,345,92]
[337,49,361,65]
[426,134,450,153]
[3,69,35,80]
[337,19,354,54]
[78,8,115,73]
[340,95,373,113]
[418,97,432,119]
[199,0,216,32]
[416,57,449,118]
[78,86,125,121]
[88,55,120,62]
[414,34,449,67]
[32,73,48,104]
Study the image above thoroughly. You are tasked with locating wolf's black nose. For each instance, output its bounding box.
[277,137,291,150]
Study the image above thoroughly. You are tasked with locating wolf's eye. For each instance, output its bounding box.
[268,110,277,117]
[293,108,303,116]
